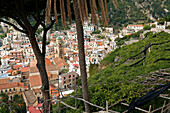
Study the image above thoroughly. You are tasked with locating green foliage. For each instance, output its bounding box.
[36,28,43,34]
[143,25,151,30]
[11,94,26,113]
[106,0,169,29]
[87,32,170,112]
[115,30,144,47]
[65,26,71,30]
[60,69,69,74]
[92,30,101,34]
[101,48,120,66]
[0,104,9,113]
[0,32,7,39]
[0,93,9,102]
[97,35,105,39]
[166,25,170,29]
[0,94,26,113]
[89,62,99,76]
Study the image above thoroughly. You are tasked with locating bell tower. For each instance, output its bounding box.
[55,36,64,59]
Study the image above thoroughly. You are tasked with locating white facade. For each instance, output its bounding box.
[127,25,143,32]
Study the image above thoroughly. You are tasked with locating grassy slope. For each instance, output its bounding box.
[87,31,170,112]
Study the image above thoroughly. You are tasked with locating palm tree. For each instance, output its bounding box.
[46,0,118,112]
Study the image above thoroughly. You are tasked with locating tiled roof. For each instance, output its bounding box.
[0,82,24,90]
[33,88,41,93]
[7,69,13,73]
[30,58,52,67]
[19,67,29,73]
[45,55,54,59]
[13,65,22,69]
[73,64,79,67]
[24,90,37,106]
[0,78,9,84]
[29,65,58,73]
[53,57,69,69]
[29,75,42,87]
[28,103,42,113]
[12,41,22,44]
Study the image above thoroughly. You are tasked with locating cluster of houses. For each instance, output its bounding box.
[121,24,144,36]
[0,21,118,112]
[120,20,170,36]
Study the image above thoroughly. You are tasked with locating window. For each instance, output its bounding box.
[13,88,15,91]
[40,92,41,94]
[35,93,37,95]
[64,77,66,80]
[5,89,7,92]
[1,90,3,93]
[73,75,75,77]
[69,75,71,78]
[9,89,11,92]
[69,80,71,82]
[64,81,66,84]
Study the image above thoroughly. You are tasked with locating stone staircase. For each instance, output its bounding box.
[23,90,37,106]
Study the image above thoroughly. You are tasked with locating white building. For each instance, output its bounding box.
[127,25,143,32]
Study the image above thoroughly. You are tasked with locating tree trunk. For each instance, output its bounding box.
[28,32,51,113]
[73,0,90,112]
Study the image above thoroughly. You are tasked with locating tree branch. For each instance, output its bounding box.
[14,17,28,33]
[41,19,55,57]
[42,29,47,58]
[33,15,42,32]
[16,0,32,32]
[46,19,55,30]
[0,19,26,33]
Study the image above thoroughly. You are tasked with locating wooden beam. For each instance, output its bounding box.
[121,102,148,113]
[159,95,170,100]
[151,103,170,113]
[70,96,119,113]
[56,99,76,110]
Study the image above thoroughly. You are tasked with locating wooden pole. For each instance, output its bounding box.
[161,100,166,113]
[75,88,77,109]
[106,101,108,113]
[148,105,152,113]
[58,78,60,113]
[121,103,148,113]
[70,96,118,113]
[49,89,52,113]
[151,102,170,113]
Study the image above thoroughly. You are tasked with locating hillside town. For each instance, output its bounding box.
[0,18,170,112]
